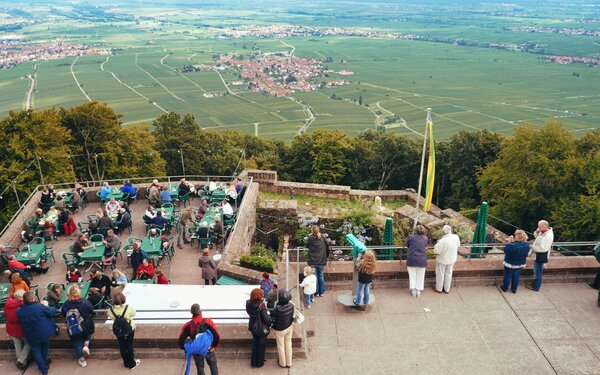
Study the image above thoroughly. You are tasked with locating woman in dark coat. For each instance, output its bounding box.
[270,289,295,368]
[198,247,217,285]
[61,284,95,368]
[246,288,272,368]
[501,229,530,293]
[406,225,429,297]
[129,242,144,280]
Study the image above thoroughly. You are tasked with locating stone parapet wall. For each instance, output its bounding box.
[222,182,259,264]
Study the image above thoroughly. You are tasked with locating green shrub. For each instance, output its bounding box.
[429,218,473,244]
[342,208,374,228]
[294,227,311,245]
[251,243,278,262]
[239,254,275,273]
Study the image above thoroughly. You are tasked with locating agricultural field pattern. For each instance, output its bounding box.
[1,0,599,141]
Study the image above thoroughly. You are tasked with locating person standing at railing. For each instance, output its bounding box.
[407,225,428,298]
[526,220,554,292]
[107,292,140,370]
[354,250,377,307]
[178,303,220,375]
[307,225,328,297]
[590,243,600,290]
[501,230,530,293]
[433,225,461,294]
[270,288,295,369]
[61,284,95,368]
[246,288,272,368]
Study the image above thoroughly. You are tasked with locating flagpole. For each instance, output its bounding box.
[413,108,431,229]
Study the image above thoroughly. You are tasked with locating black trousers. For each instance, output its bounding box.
[251,334,267,368]
[117,330,136,368]
[193,351,218,375]
[204,278,217,285]
[591,270,600,289]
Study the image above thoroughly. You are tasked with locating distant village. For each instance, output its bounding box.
[217,55,350,96]
[511,26,600,37]
[0,38,109,69]
[216,24,399,39]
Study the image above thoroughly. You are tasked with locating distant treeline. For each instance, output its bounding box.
[0,102,597,241]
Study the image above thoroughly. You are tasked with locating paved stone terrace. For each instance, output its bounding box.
[2,284,599,374]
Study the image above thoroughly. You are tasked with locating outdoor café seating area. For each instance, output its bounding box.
[0,178,246,320]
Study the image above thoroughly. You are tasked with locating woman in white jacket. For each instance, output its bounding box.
[299,266,317,308]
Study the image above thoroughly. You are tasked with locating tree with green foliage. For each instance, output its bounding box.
[309,129,353,184]
[115,124,166,178]
[478,122,580,230]
[61,101,123,182]
[152,112,203,175]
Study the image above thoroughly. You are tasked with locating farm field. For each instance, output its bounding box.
[1,1,599,141]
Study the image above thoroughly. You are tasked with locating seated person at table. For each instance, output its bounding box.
[120,179,136,197]
[21,223,34,243]
[54,193,66,209]
[178,178,191,196]
[42,219,55,238]
[70,187,81,211]
[47,184,56,198]
[95,207,104,220]
[76,183,86,198]
[197,221,210,239]
[105,197,120,214]
[150,179,162,191]
[46,283,63,307]
[98,210,114,230]
[100,182,111,203]
[111,269,128,289]
[213,218,224,244]
[198,200,209,218]
[73,234,94,257]
[151,211,169,230]
[7,254,48,274]
[136,258,155,280]
[225,184,238,205]
[119,200,130,214]
[89,268,112,298]
[58,207,69,233]
[66,265,83,283]
[222,199,234,219]
[148,185,161,207]
[160,186,172,203]
[9,272,29,298]
[28,208,44,229]
[117,208,131,234]
[144,206,156,224]
[208,177,218,192]
[40,187,54,207]
[156,268,168,284]
[47,205,58,218]
[130,242,144,279]
[148,228,160,239]
[87,287,104,308]
[4,269,30,287]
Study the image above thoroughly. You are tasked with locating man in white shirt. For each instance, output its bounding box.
[105,197,120,213]
[222,200,234,219]
[433,225,461,293]
[208,178,218,192]
[526,220,554,292]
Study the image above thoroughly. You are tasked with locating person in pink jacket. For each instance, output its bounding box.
[4,289,30,370]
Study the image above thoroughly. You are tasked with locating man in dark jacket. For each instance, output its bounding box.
[270,289,295,368]
[306,225,328,297]
[16,291,59,375]
[178,303,220,375]
[89,268,112,299]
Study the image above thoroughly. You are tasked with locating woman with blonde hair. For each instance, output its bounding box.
[299,266,317,308]
[354,250,377,306]
[107,292,140,370]
[60,284,95,368]
[501,229,530,293]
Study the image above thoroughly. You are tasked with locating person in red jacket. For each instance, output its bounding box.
[178,303,220,375]
[4,289,31,370]
[155,268,168,285]
[7,254,48,275]
[135,258,155,280]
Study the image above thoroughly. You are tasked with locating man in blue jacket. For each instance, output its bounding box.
[16,291,59,375]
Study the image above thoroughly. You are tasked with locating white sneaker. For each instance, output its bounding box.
[410,289,417,297]
[78,358,88,368]
[416,290,421,298]
[82,346,90,358]
[131,359,141,370]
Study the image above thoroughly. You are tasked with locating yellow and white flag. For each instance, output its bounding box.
[424,112,435,212]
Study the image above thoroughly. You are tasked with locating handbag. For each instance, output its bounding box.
[293,309,305,325]
[536,251,549,264]
[252,303,270,336]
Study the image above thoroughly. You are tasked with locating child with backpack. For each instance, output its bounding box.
[178,303,220,375]
[61,284,95,368]
[299,266,317,308]
[259,272,276,296]
[107,292,140,370]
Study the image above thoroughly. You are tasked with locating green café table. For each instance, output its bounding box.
[106,189,124,201]
[16,243,46,265]
[60,282,91,304]
[80,242,106,272]
[0,283,10,301]
[141,236,162,257]
[168,184,179,200]
[199,207,222,228]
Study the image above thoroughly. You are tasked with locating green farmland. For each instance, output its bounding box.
[1,1,599,141]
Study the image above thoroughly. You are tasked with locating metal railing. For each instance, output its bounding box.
[0,174,252,243]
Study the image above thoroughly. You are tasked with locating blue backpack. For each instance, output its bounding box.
[183,319,214,375]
